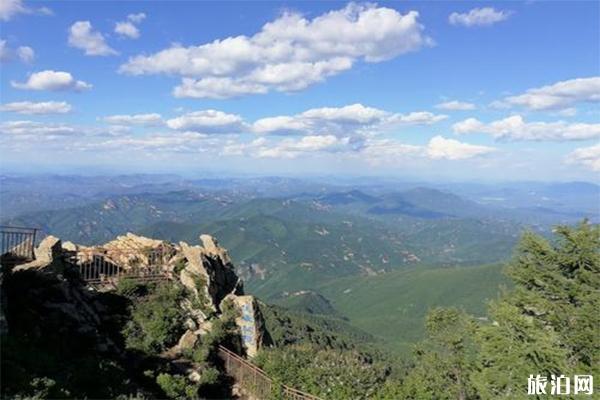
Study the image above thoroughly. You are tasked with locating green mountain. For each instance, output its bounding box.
[314,263,510,353]
[5,190,521,299]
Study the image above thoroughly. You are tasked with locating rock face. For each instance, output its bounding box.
[4,232,268,359]
[226,295,267,358]
[179,237,242,313]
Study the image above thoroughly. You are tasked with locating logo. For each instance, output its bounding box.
[527,374,593,396]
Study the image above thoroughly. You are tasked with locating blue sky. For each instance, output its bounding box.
[0,0,598,181]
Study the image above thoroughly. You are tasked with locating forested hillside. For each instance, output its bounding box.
[255,221,599,398]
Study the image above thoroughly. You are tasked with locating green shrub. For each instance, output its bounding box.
[115,278,150,298]
[198,367,220,387]
[122,284,186,354]
[156,373,198,400]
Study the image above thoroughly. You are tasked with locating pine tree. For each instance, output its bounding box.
[401,307,478,400]
[473,221,599,398]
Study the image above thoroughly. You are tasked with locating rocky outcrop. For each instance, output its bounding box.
[11,232,267,359]
[3,236,119,354]
[14,236,64,272]
[179,237,242,313]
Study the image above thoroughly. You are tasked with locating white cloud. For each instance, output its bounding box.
[565,143,600,171]
[0,120,76,137]
[493,77,600,111]
[0,0,26,20]
[103,113,163,126]
[11,70,92,91]
[174,77,268,99]
[449,7,511,27]
[222,135,343,158]
[360,138,422,163]
[120,3,432,98]
[0,121,132,143]
[127,13,146,23]
[115,22,139,39]
[68,21,117,56]
[78,131,211,153]
[435,100,476,111]
[0,0,51,21]
[426,135,496,160]
[453,115,600,141]
[16,45,34,62]
[166,110,246,133]
[391,111,448,125]
[252,104,446,136]
[0,39,34,63]
[115,13,146,39]
[1,101,72,115]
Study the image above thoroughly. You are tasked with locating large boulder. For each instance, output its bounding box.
[179,236,242,312]
[14,236,63,272]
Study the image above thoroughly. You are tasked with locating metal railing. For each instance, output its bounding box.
[74,247,170,285]
[218,345,322,400]
[0,225,37,262]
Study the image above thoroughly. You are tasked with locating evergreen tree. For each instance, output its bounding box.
[474,221,599,398]
[400,308,478,400]
[405,221,599,399]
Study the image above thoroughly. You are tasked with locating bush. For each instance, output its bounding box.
[156,373,198,400]
[199,367,220,387]
[115,278,151,298]
[122,283,186,354]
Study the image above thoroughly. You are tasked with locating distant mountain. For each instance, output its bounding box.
[268,290,343,317]
[318,190,379,205]
[4,190,238,244]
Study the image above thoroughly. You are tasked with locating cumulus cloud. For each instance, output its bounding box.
[565,143,600,172]
[115,13,146,39]
[103,113,163,126]
[11,70,92,91]
[0,101,72,115]
[16,45,34,62]
[166,110,246,133]
[0,39,34,63]
[120,3,432,98]
[449,7,511,27]
[492,77,600,111]
[69,21,117,56]
[435,100,475,111]
[252,104,446,136]
[0,0,52,21]
[426,135,496,160]
[453,115,600,141]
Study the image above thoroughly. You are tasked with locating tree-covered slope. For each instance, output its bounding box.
[315,263,510,353]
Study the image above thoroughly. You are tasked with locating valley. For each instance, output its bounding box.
[1,174,597,353]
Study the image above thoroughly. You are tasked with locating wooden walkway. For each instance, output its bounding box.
[218,345,322,400]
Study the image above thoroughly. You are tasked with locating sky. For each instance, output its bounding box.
[0,0,599,181]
